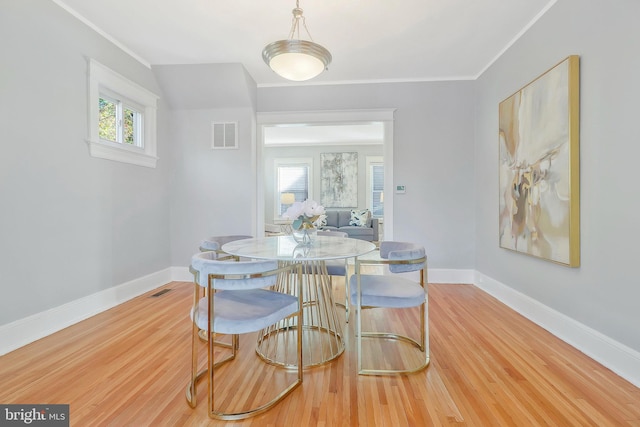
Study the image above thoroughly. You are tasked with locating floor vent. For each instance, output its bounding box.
[151,288,171,297]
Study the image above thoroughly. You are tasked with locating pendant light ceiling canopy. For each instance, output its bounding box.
[262,1,332,82]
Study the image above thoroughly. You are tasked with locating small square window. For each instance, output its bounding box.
[87,59,159,168]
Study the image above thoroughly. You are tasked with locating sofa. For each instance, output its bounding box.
[320,210,379,242]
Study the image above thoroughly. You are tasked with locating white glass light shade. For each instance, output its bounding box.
[262,40,332,81]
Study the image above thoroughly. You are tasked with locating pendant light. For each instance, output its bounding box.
[262,0,332,81]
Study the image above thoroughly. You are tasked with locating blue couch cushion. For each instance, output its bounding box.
[337,211,352,228]
[325,211,339,227]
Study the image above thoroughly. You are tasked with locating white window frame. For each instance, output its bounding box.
[366,156,384,219]
[87,59,159,168]
[274,157,313,218]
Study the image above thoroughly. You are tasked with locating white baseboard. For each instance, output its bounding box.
[0,268,172,356]
[474,271,640,388]
[171,265,193,282]
[429,268,475,284]
[3,266,639,389]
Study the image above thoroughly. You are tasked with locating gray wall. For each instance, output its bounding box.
[474,0,640,352]
[152,64,258,267]
[258,82,476,269]
[167,107,257,266]
[0,1,171,324]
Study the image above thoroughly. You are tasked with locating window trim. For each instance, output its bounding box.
[87,59,159,168]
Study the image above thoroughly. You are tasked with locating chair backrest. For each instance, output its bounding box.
[379,241,426,273]
[317,230,348,238]
[200,235,252,252]
[191,251,279,290]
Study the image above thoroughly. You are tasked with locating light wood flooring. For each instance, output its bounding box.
[0,279,638,426]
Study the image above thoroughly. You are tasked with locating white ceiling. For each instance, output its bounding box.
[54,0,556,87]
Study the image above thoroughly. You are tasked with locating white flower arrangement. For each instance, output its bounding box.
[282,199,326,230]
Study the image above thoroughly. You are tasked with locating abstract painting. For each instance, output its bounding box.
[498,55,580,267]
[320,152,358,207]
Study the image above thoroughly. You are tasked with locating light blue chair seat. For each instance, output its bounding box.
[192,289,298,335]
[350,274,425,308]
[324,262,346,276]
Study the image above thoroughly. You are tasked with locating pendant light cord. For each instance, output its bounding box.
[288,0,315,42]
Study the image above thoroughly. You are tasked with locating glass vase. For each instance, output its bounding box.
[292,226,317,245]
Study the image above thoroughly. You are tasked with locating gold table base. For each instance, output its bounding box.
[256,260,344,368]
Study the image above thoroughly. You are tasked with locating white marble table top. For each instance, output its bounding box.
[222,235,376,261]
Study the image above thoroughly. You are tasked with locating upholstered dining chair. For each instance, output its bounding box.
[316,230,350,321]
[186,251,303,420]
[349,241,429,375]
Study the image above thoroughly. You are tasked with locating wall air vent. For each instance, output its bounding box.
[211,122,238,149]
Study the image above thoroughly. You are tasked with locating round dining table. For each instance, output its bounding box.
[222,235,376,368]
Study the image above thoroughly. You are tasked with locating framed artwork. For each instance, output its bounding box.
[320,152,358,207]
[498,55,580,267]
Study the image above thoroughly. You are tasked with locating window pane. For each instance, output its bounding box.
[99,97,117,142]
[372,164,384,217]
[123,107,136,144]
[278,165,309,215]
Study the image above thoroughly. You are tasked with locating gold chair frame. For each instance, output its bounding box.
[186,262,303,420]
[353,255,430,375]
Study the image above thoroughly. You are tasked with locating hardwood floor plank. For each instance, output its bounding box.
[0,281,638,426]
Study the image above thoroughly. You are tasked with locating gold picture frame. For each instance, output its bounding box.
[498,55,580,267]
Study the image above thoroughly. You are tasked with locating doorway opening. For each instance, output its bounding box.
[256,109,395,240]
